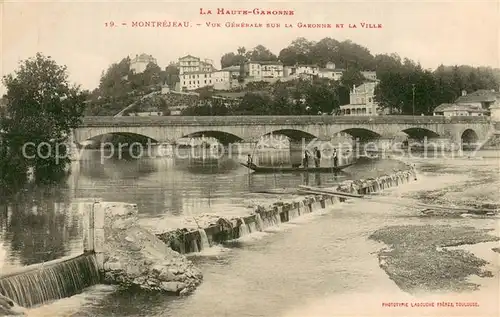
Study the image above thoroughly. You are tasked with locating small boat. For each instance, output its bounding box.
[240,162,354,173]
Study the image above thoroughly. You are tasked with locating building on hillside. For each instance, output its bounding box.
[221,65,241,80]
[433,103,488,116]
[244,61,284,81]
[244,61,261,80]
[361,71,377,81]
[212,70,232,90]
[130,54,157,74]
[339,82,379,115]
[177,55,216,74]
[454,89,500,109]
[177,55,230,91]
[283,64,320,78]
[318,62,345,81]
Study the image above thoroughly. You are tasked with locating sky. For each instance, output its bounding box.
[1,0,499,94]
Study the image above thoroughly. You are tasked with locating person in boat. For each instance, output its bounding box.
[247,154,256,168]
[314,147,321,167]
[333,148,338,167]
[303,150,310,168]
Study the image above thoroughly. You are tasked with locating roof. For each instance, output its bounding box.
[181,71,218,75]
[353,82,378,93]
[319,68,345,72]
[200,61,214,66]
[221,66,241,72]
[455,90,499,103]
[433,103,488,113]
[296,64,319,68]
[132,53,156,61]
[179,55,200,61]
[247,60,283,65]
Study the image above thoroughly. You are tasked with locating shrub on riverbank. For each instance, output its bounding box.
[369,225,499,293]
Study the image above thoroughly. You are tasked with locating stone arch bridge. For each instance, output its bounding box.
[74,116,493,149]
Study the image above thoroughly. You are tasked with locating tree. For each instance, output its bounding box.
[1,53,86,184]
[237,47,247,83]
[233,92,273,115]
[98,57,131,98]
[164,64,180,88]
[143,63,162,87]
[304,78,340,114]
[246,45,278,62]
[340,67,365,90]
[278,37,315,65]
[309,37,340,67]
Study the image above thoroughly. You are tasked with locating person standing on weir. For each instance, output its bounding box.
[333,149,338,167]
[314,147,321,168]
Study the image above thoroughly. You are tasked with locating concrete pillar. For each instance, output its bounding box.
[71,198,104,270]
[92,202,106,271]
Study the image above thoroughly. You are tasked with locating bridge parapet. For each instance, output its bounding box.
[80,115,491,127]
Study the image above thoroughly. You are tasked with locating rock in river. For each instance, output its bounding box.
[98,202,203,295]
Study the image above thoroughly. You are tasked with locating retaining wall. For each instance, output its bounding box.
[156,168,417,254]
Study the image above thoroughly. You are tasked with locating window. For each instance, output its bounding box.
[368,97,372,102]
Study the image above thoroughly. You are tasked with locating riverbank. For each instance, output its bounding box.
[370,225,500,294]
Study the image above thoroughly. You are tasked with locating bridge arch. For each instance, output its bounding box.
[338,128,381,141]
[179,131,243,145]
[401,128,440,140]
[78,132,160,147]
[263,129,317,141]
[461,129,479,144]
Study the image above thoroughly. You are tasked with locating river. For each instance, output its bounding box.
[1,149,499,316]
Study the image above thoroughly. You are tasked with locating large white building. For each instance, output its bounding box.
[177,55,229,91]
[130,54,158,74]
[340,82,379,115]
[178,55,215,75]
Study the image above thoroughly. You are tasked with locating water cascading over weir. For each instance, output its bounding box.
[0,199,103,309]
[0,254,101,308]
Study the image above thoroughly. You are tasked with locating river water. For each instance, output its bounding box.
[1,149,499,316]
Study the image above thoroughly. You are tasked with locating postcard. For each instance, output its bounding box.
[1,1,499,316]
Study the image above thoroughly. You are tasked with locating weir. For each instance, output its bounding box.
[156,168,418,254]
[0,198,104,309]
[0,253,101,308]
